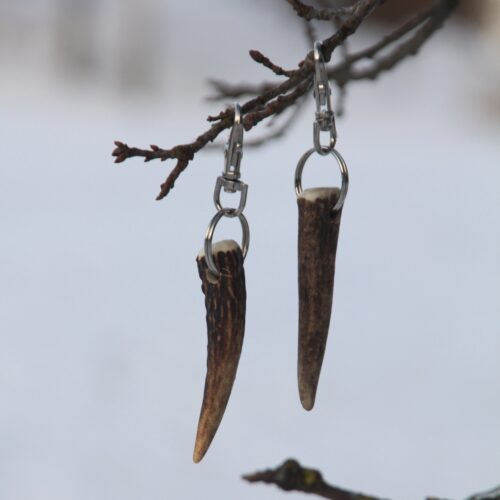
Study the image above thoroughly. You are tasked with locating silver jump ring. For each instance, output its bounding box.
[295,147,349,212]
[204,209,250,277]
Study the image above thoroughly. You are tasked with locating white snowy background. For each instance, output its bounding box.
[0,2,499,500]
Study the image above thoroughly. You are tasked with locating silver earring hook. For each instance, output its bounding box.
[223,103,244,185]
[205,102,250,278]
[214,103,248,215]
[313,42,337,155]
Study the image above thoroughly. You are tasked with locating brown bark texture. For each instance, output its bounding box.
[193,240,246,463]
[297,188,343,411]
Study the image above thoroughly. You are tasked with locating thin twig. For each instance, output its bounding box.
[246,96,308,147]
[113,0,382,199]
[464,485,500,500]
[113,0,459,200]
[302,14,317,47]
[207,0,457,100]
[249,50,296,77]
[205,97,307,150]
[286,0,355,21]
[346,0,459,82]
[344,2,442,63]
[243,459,383,500]
[244,459,500,500]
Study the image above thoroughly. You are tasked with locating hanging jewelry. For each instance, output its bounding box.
[193,103,250,463]
[295,42,349,411]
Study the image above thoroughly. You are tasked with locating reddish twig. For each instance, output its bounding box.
[113,0,459,200]
[207,0,458,99]
[249,50,296,77]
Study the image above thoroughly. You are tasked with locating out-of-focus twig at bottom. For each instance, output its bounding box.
[243,459,382,500]
[243,459,500,500]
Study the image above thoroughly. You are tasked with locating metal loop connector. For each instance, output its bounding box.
[204,102,250,277]
[313,121,337,156]
[313,42,337,154]
[204,209,250,277]
[213,176,248,216]
[295,147,349,213]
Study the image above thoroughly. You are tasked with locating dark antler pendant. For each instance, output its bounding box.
[193,240,246,463]
[297,187,342,411]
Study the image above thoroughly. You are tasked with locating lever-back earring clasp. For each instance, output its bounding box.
[214,103,248,215]
[313,42,337,155]
[223,103,244,188]
[207,102,250,277]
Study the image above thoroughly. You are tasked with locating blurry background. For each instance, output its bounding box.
[0,1,499,499]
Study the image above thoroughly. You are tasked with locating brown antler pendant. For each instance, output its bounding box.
[297,187,342,411]
[193,239,246,463]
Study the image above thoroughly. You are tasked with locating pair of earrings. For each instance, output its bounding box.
[193,42,349,463]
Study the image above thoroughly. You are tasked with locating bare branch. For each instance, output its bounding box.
[344,0,460,82]
[206,79,274,101]
[249,50,295,77]
[209,0,458,96]
[302,13,317,46]
[243,459,383,500]
[245,95,308,147]
[244,459,500,500]
[343,2,443,63]
[285,0,355,21]
[113,0,459,200]
[465,485,500,500]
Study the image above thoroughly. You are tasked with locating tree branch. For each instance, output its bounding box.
[243,459,500,500]
[465,485,500,500]
[249,50,296,77]
[285,0,355,21]
[343,0,459,82]
[243,459,383,500]
[113,0,459,200]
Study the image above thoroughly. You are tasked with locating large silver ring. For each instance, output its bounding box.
[294,147,349,212]
[204,209,250,277]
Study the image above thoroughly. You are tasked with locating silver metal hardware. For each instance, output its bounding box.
[213,176,248,216]
[214,102,248,214]
[313,42,337,155]
[204,103,250,277]
[223,103,244,187]
[295,147,349,213]
[204,209,250,278]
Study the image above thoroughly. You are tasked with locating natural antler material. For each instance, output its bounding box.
[297,188,342,410]
[193,240,246,463]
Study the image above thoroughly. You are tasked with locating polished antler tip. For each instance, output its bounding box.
[301,400,314,411]
[299,389,316,411]
[192,448,204,464]
[193,434,211,463]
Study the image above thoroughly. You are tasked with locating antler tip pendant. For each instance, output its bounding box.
[296,42,349,411]
[193,240,246,463]
[193,104,249,462]
[297,188,343,411]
